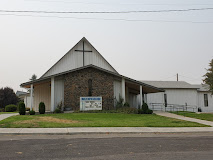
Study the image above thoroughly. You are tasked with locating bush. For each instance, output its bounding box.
[29,110,35,115]
[5,104,17,112]
[138,109,145,114]
[39,102,45,114]
[26,107,30,111]
[142,103,149,111]
[138,103,153,114]
[0,108,5,112]
[116,96,124,108]
[18,102,26,115]
[54,108,62,114]
[117,107,138,114]
[146,109,153,114]
[124,102,130,107]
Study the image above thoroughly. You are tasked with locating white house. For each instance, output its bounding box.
[195,84,213,112]
[16,91,31,108]
[141,81,213,112]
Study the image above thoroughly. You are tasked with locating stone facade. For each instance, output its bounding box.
[64,67,115,110]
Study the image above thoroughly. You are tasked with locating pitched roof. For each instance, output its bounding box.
[41,37,118,78]
[193,84,210,92]
[140,81,200,89]
[16,91,29,96]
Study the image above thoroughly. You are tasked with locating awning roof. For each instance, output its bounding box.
[21,65,164,93]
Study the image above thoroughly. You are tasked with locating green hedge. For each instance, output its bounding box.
[5,104,17,112]
[18,102,26,115]
[138,103,153,114]
[39,102,45,114]
[54,108,62,114]
[29,110,35,115]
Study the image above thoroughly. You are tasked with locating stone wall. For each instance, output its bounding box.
[64,67,115,110]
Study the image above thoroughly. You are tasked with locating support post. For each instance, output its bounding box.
[121,78,126,103]
[144,94,147,103]
[140,85,143,108]
[30,84,33,110]
[51,77,55,112]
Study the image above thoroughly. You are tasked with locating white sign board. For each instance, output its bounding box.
[80,97,102,111]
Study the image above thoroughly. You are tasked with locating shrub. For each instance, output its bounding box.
[146,109,153,114]
[116,95,124,108]
[142,103,149,111]
[54,108,62,114]
[39,102,45,114]
[138,109,145,114]
[5,104,17,112]
[29,110,35,115]
[26,107,30,111]
[124,102,130,107]
[18,102,26,115]
[117,107,138,114]
[0,108,5,112]
[138,103,153,114]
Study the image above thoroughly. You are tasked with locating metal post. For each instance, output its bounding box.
[51,77,55,112]
[30,84,33,110]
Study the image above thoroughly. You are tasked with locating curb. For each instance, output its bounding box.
[1,127,213,135]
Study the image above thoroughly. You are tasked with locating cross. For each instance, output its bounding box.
[75,41,92,66]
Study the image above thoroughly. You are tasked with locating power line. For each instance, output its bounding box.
[179,75,202,81]
[160,74,177,81]
[0,8,213,14]
[1,13,213,24]
[24,0,213,6]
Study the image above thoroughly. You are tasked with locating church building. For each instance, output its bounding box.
[21,37,163,112]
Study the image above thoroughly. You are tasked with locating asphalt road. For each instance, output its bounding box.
[0,133,213,160]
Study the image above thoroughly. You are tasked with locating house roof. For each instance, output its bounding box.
[140,81,200,89]
[21,64,164,93]
[16,91,29,96]
[40,37,118,78]
[193,84,210,92]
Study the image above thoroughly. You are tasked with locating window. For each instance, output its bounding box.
[164,94,167,107]
[204,94,208,107]
[88,79,92,96]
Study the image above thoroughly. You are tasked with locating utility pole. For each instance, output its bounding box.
[177,73,179,81]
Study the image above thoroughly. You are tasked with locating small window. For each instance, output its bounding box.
[204,94,208,107]
[88,79,92,96]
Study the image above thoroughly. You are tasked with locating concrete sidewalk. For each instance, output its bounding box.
[0,113,19,121]
[0,127,213,135]
[154,111,213,127]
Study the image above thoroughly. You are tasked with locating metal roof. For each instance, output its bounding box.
[193,84,210,92]
[40,37,118,78]
[21,64,164,93]
[16,91,29,96]
[140,81,200,89]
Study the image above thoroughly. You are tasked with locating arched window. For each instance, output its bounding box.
[88,79,92,96]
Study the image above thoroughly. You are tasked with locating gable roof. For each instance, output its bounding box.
[41,37,118,78]
[140,81,200,89]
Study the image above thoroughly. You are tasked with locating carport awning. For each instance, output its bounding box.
[20,64,164,94]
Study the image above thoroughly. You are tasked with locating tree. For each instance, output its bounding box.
[0,87,19,109]
[203,59,213,94]
[30,74,37,81]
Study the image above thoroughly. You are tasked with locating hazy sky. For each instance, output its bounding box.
[0,0,213,92]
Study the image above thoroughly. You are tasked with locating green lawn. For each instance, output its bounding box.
[0,113,208,128]
[171,111,213,122]
[0,112,18,114]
